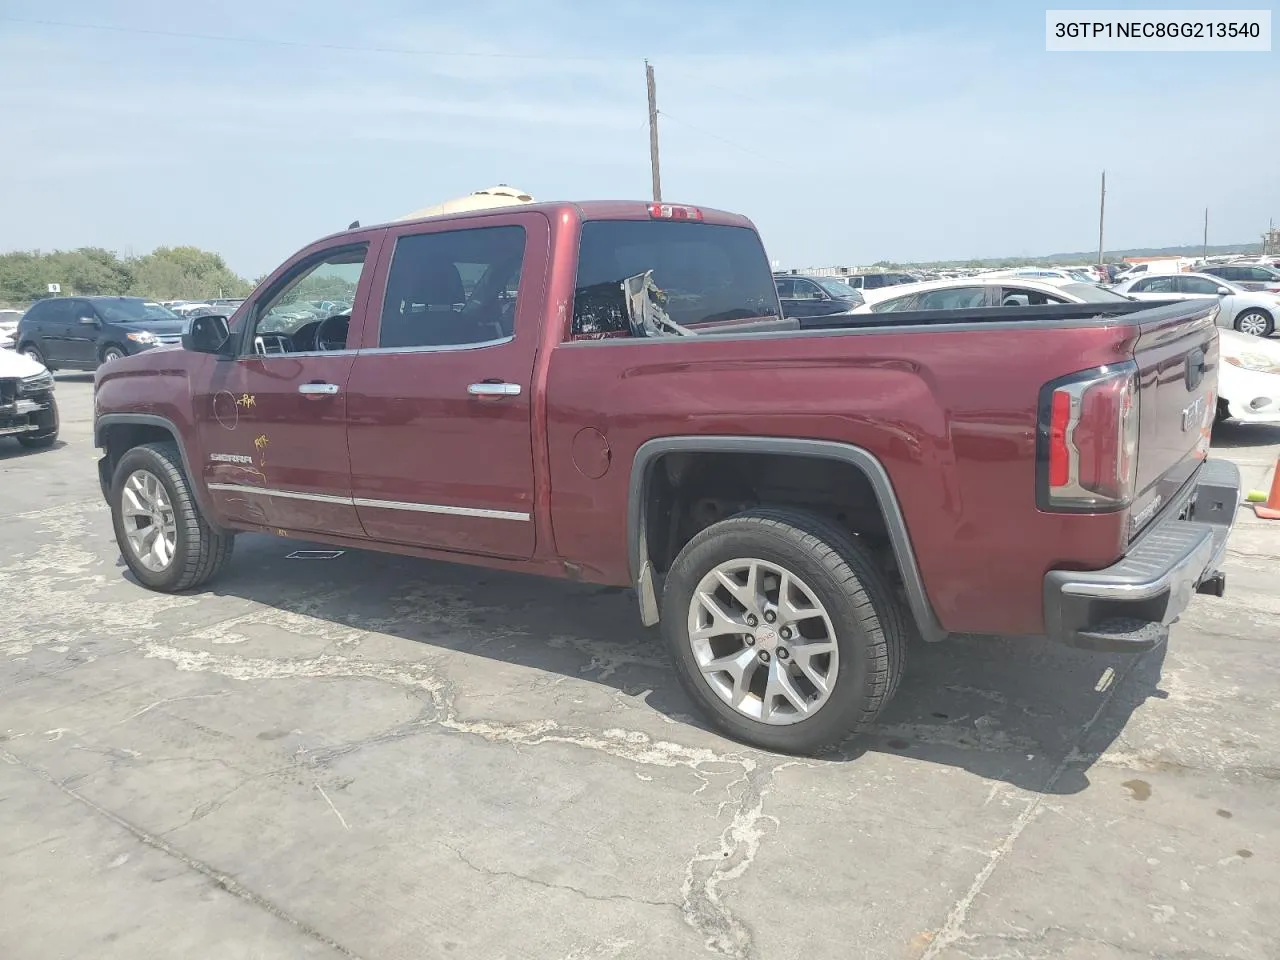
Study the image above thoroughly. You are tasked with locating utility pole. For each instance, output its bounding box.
[645,60,662,202]
[1202,207,1209,260]
[1097,170,1106,265]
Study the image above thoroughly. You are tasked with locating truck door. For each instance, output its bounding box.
[192,234,384,538]
[345,212,548,560]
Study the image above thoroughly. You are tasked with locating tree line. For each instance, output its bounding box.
[0,247,254,307]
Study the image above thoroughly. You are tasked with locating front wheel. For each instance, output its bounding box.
[1235,309,1274,337]
[100,345,126,364]
[660,507,906,754]
[110,441,234,591]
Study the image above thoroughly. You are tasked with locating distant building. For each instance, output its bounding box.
[1263,228,1280,257]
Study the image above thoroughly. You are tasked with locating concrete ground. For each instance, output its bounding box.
[2,375,1278,960]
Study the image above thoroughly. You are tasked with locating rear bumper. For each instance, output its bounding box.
[1044,459,1240,652]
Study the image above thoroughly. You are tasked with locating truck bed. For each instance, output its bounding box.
[547,297,1221,637]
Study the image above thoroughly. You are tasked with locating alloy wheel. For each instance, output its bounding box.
[686,557,839,725]
[120,469,178,572]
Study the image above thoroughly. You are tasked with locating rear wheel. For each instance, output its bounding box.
[20,343,52,370]
[110,442,234,591]
[660,507,906,754]
[1235,309,1274,337]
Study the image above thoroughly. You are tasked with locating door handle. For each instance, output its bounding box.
[467,382,521,397]
[298,382,340,395]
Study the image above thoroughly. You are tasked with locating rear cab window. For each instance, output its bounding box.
[571,219,781,339]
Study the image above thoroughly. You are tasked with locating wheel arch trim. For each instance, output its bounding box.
[95,413,221,526]
[627,435,945,641]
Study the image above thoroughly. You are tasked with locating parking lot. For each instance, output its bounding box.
[2,376,1278,960]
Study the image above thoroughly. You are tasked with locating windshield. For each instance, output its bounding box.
[1060,282,1131,303]
[817,278,860,298]
[95,299,180,323]
[572,220,780,337]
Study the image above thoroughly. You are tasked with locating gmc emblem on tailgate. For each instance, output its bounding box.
[1181,395,1207,432]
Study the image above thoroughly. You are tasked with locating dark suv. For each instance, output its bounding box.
[773,275,865,318]
[17,297,187,371]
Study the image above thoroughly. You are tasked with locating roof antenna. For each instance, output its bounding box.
[347,219,360,229]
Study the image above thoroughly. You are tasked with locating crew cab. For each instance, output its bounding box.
[93,200,1239,753]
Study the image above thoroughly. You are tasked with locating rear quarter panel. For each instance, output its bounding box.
[546,321,1150,636]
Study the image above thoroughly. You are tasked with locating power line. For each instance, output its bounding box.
[0,15,626,62]
[656,110,793,173]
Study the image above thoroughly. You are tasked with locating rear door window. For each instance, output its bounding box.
[572,220,780,337]
[773,277,795,298]
[915,287,987,310]
[1139,276,1177,293]
[378,225,526,349]
[43,299,76,325]
[999,286,1067,306]
[869,293,919,313]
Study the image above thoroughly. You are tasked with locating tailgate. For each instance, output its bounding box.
[1128,302,1219,538]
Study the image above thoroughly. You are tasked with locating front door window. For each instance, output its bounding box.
[248,248,367,355]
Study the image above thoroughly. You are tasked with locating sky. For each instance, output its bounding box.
[1,1,1277,277]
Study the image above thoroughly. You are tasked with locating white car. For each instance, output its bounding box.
[0,308,22,350]
[1111,272,1279,337]
[0,344,59,448]
[852,275,1132,313]
[1217,328,1280,423]
[169,302,217,318]
[982,267,1100,284]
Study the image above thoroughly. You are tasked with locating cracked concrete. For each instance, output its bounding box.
[2,379,1279,959]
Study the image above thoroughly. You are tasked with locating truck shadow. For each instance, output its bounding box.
[1211,419,1280,449]
[201,533,1166,797]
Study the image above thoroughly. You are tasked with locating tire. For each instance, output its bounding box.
[1234,309,1274,338]
[110,441,234,591]
[20,343,53,371]
[16,397,59,448]
[100,344,126,364]
[660,507,906,754]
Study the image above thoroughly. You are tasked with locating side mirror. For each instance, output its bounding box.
[78,316,99,326]
[1217,287,1231,296]
[182,314,233,356]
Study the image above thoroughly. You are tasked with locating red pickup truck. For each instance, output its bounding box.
[94,201,1240,753]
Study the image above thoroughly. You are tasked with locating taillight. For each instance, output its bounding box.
[1038,363,1139,511]
[647,203,703,221]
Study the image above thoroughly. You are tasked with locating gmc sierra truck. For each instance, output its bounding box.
[93,200,1240,753]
